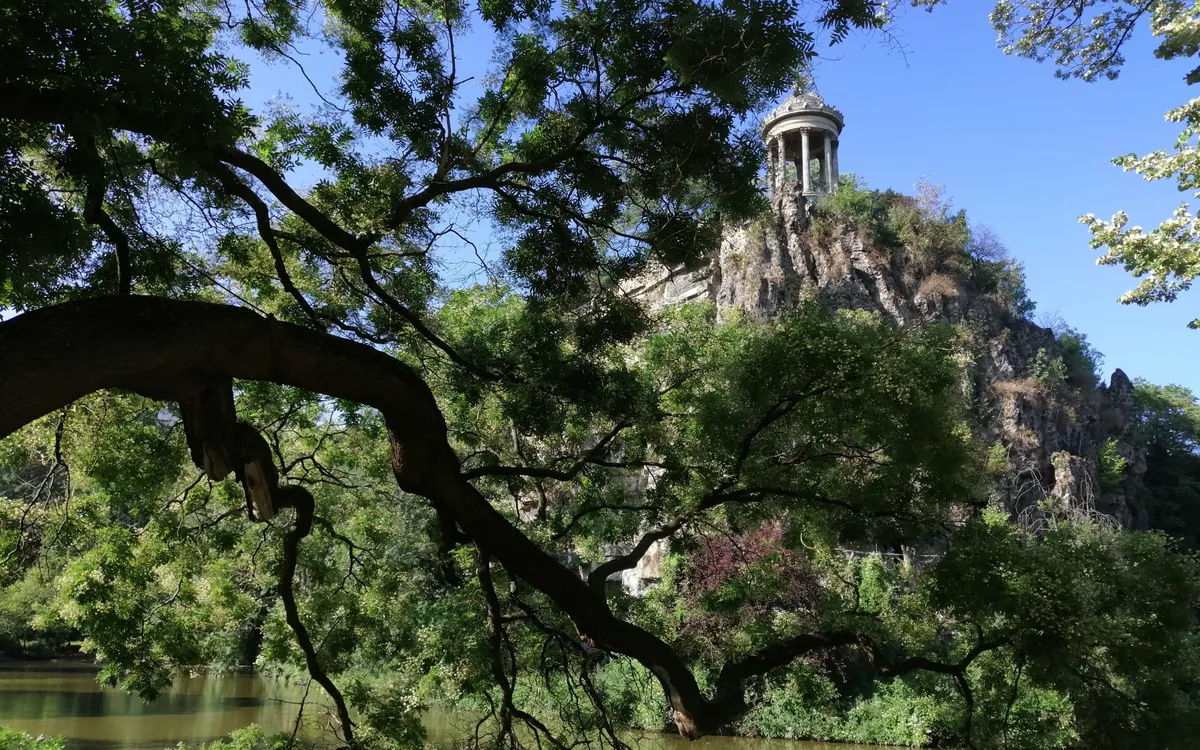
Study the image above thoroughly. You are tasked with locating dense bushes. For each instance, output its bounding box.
[1131,382,1200,547]
[809,174,902,248]
[737,671,955,747]
[0,571,78,659]
[811,176,1036,320]
[0,729,64,750]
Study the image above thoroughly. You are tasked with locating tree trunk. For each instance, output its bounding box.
[0,296,729,736]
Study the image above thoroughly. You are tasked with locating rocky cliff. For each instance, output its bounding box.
[624,189,1148,528]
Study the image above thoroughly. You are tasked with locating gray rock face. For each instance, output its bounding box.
[626,191,1147,526]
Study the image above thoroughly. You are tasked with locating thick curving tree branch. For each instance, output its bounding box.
[0,296,716,734]
[0,84,495,380]
[0,296,967,740]
[273,485,358,747]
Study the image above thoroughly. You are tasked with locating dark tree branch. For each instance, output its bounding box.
[72,130,133,295]
[478,549,517,744]
[276,484,358,748]
[552,501,657,542]
[463,422,629,481]
[213,148,499,380]
[587,517,684,595]
[478,551,571,750]
[0,297,983,740]
[203,160,324,326]
[0,86,492,378]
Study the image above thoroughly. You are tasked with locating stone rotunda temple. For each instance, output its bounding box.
[762,87,843,197]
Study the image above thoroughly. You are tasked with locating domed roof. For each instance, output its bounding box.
[761,89,844,137]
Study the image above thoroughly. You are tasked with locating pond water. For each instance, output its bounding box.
[0,663,895,750]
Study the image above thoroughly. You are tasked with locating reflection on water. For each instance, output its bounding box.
[0,664,895,750]
[0,663,309,749]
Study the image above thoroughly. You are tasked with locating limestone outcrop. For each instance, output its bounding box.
[624,190,1147,528]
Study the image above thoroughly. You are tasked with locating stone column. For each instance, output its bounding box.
[800,128,811,194]
[769,137,780,194]
[823,131,833,194]
[830,138,840,190]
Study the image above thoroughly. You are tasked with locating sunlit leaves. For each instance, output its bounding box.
[929,509,1200,747]
[986,1,1200,327]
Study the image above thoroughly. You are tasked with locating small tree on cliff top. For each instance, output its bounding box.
[2,2,1200,749]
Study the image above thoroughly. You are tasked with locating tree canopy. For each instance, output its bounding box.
[4,2,1200,750]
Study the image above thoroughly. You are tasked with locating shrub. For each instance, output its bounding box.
[0,570,79,659]
[971,257,1036,319]
[809,174,900,247]
[887,181,970,272]
[1098,438,1129,489]
[841,679,946,746]
[593,658,669,730]
[0,729,64,750]
[681,522,820,658]
[917,272,960,299]
[1056,329,1103,389]
[737,666,844,741]
[740,673,953,747]
[168,726,321,750]
[1031,348,1069,386]
[985,442,1010,474]
[994,378,1041,398]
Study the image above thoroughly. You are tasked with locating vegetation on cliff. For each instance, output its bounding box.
[3,1,1200,749]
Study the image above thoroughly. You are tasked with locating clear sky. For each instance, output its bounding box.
[239,2,1200,392]
[805,3,1200,392]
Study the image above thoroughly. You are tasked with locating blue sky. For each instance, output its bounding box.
[240,2,1200,392]
[806,3,1200,392]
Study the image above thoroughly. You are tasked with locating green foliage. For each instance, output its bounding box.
[0,730,64,750]
[1051,322,1104,388]
[809,173,901,247]
[839,679,949,746]
[4,2,1200,750]
[170,726,314,750]
[0,570,77,658]
[987,0,1200,327]
[972,257,1037,318]
[985,441,1011,474]
[986,0,1172,83]
[930,509,1200,749]
[1098,438,1129,489]
[1131,380,1200,547]
[592,659,670,730]
[1031,347,1069,386]
[739,670,954,747]
[1030,321,1102,390]
[887,181,971,271]
[814,179,1034,323]
[1135,380,1200,452]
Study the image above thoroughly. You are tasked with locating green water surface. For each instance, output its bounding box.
[0,663,898,750]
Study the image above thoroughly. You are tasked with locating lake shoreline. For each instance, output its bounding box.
[0,664,918,750]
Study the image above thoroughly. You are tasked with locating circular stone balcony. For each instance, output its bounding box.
[762,90,844,197]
